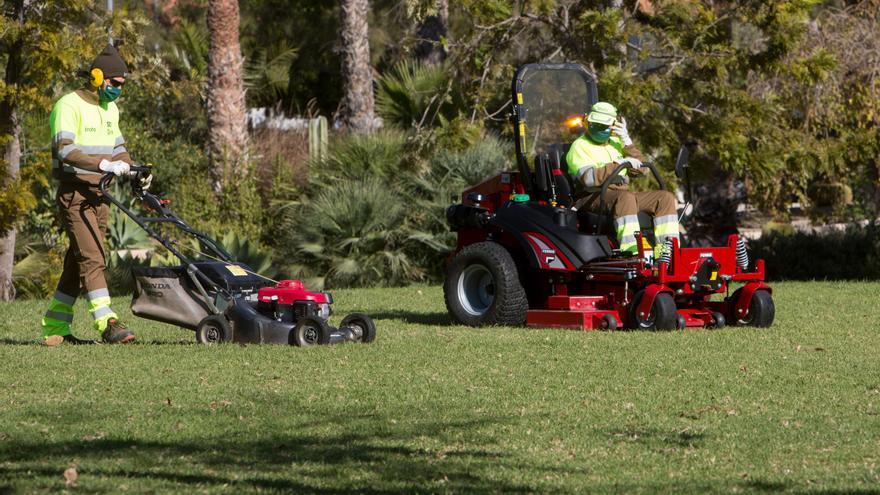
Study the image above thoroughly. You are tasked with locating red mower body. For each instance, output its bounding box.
[446,171,773,331]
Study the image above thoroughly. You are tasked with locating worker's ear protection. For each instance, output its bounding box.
[89,68,104,88]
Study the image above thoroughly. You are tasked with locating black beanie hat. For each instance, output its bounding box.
[90,44,129,78]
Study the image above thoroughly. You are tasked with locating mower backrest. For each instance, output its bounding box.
[532,143,574,207]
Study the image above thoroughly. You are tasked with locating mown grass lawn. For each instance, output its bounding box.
[1,282,879,494]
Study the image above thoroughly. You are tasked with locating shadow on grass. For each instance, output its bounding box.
[371,311,454,326]
[605,425,707,450]
[0,416,536,493]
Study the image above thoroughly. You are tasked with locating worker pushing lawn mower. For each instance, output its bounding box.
[103,168,376,346]
[444,63,774,331]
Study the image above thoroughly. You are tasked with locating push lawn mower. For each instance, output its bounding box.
[100,168,376,346]
[443,63,774,330]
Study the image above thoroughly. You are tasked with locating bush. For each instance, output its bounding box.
[750,224,880,280]
[313,129,409,181]
[280,176,424,288]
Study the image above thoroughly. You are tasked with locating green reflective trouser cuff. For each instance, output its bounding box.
[87,288,117,332]
[42,294,75,338]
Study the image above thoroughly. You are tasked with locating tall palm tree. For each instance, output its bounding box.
[339,0,376,133]
[206,0,249,193]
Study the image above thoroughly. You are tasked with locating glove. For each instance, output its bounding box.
[614,156,643,170]
[98,159,130,176]
[611,117,632,146]
[139,173,153,191]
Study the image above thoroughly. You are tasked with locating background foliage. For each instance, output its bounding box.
[4,0,880,298]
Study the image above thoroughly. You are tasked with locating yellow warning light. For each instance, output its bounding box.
[563,116,584,129]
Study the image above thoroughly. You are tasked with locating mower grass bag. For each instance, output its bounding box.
[131,261,269,330]
[131,265,211,330]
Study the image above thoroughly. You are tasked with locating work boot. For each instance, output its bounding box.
[44,334,95,346]
[101,319,136,344]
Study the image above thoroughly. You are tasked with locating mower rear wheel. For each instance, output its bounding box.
[341,312,376,344]
[444,242,527,327]
[734,289,775,327]
[292,316,331,347]
[630,291,677,330]
[195,315,231,344]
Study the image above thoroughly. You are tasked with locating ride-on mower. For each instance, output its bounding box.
[444,63,774,330]
[100,169,376,346]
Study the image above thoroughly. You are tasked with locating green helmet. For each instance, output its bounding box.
[586,102,617,126]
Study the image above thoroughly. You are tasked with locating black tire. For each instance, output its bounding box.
[292,316,332,347]
[340,312,376,344]
[195,315,231,344]
[603,314,618,331]
[733,289,775,327]
[630,290,677,330]
[675,314,687,330]
[444,242,528,326]
[711,312,726,329]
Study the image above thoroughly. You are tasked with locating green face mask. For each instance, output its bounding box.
[98,85,121,103]
[588,123,611,143]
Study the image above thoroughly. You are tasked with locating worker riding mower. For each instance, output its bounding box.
[443,63,774,331]
[100,168,376,346]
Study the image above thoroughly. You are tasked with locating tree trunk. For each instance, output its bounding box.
[415,0,448,67]
[339,0,376,133]
[206,0,249,193]
[0,0,25,301]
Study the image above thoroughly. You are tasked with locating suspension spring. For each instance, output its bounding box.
[736,237,750,269]
[658,238,674,265]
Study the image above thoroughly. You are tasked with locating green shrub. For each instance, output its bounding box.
[375,60,461,129]
[750,224,880,280]
[280,176,423,288]
[313,129,409,181]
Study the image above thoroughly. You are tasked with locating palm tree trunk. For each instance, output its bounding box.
[0,0,25,301]
[415,0,448,66]
[340,0,376,133]
[206,0,249,193]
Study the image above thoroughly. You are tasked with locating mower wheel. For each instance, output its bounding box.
[711,312,726,329]
[675,314,687,330]
[630,291,677,330]
[341,312,376,344]
[444,242,528,327]
[196,315,232,344]
[292,316,332,347]
[602,314,618,331]
[734,289,775,327]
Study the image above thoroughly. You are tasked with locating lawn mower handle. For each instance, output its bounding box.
[598,162,667,217]
[98,167,237,267]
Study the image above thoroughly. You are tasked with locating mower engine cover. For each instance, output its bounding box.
[257,279,333,323]
[193,261,271,295]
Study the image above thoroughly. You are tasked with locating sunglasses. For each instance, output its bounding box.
[107,78,126,88]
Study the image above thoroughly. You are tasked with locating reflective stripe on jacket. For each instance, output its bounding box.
[49,89,131,188]
[565,134,628,191]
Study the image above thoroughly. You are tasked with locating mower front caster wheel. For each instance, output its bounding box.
[340,312,376,343]
[711,312,726,329]
[733,289,775,327]
[630,291,677,330]
[292,316,331,347]
[196,315,232,344]
[602,314,618,331]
